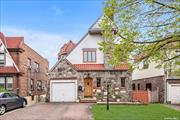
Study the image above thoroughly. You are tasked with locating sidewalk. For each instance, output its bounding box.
[163,104,180,111]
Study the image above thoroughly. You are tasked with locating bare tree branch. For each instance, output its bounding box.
[152,0,180,11]
[133,35,180,44]
[163,55,180,62]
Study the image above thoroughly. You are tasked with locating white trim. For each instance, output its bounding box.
[50,79,78,102]
[0,38,20,72]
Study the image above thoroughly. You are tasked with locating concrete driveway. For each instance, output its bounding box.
[0,103,93,120]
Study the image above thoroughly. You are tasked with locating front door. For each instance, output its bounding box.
[84,78,93,97]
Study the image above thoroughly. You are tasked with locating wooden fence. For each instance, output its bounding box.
[132,90,149,104]
[149,90,159,103]
[132,90,159,104]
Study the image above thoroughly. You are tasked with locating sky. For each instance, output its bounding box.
[0,0,104,67]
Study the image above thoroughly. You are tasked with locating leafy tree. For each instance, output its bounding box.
[100,0,180,75]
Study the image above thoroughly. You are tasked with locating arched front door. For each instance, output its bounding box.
[84,78,93,97]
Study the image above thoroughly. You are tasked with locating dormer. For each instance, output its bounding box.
[58,40,76,60]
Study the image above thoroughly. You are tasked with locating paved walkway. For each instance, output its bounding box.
[0,103,93,120]
[163,104,180,111]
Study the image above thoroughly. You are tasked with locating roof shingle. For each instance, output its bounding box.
[58,40,76,56]
[5,37,23,49]
[0,66,19,74]
[73,64,128,71]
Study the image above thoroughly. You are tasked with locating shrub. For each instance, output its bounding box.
[0,86,7,92]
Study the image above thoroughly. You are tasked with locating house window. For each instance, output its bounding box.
[6,77,13,90]
[0,52,5,66]
[146,83,152,91]
[120,77,126,87]
[142,61,149,69]
[37,80,42,91]
[0,77,5,88]
[30,79,34,91]
[83,48,96,63]
[0,77,13,90]
[96,78,101,87]
[132,83,135,90]
[27,58,31,68]
[138,84,140,90]
[34,62,39,72]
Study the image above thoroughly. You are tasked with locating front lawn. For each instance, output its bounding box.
[91,104,180,120]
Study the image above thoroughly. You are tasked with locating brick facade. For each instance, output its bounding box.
[9,43,49,97]
[0,33,49,101]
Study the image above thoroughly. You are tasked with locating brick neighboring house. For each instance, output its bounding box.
[49,16,132,103]
[132,62,180,104]
[0,32,49,105]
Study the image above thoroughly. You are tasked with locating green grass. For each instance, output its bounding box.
[91,104,180,120]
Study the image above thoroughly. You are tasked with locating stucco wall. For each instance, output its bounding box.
[0,39,16,66]
[132,62,165,80]
[67,34,104,64]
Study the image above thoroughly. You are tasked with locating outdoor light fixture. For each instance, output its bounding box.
[107,79,111,111]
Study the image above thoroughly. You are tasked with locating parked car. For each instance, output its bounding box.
[0,92,27,115]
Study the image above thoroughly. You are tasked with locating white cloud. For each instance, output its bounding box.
[52,5,63,16]
[1,26,69,67]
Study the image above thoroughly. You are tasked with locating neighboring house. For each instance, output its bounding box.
[0,32,49,105]
[49,17,132,102]
[132,62,180,104]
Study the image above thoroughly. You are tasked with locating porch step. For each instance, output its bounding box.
[80,98,97,103]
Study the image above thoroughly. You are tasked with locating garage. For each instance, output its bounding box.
[167,83,180,104]
[50,80,77,102]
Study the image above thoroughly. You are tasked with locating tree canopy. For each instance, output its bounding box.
[100,0,180,75]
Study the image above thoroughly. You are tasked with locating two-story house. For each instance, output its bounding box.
[49,17,132,102]
[0,32,49,105]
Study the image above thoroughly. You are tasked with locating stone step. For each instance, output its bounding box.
[80,98,97,103]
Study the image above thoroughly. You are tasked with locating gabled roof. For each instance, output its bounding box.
[51,16,129,72]
[0,32,7,46]
[58,40,76,56]
[0,66,19,74]
[5,37,24,49]
[0,32,21,73]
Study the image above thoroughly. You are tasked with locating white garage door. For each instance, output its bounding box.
[51,82,76,102]
[168,84,180,104]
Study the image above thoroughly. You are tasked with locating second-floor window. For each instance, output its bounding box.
[0,52,5,66]
[27,58,31,68]
[83,48,96,63]
[34,62,39,72]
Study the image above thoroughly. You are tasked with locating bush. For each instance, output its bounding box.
[0,86,7,92]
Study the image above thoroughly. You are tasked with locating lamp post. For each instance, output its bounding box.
[107,83,110,110]
[107,79,111,111]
